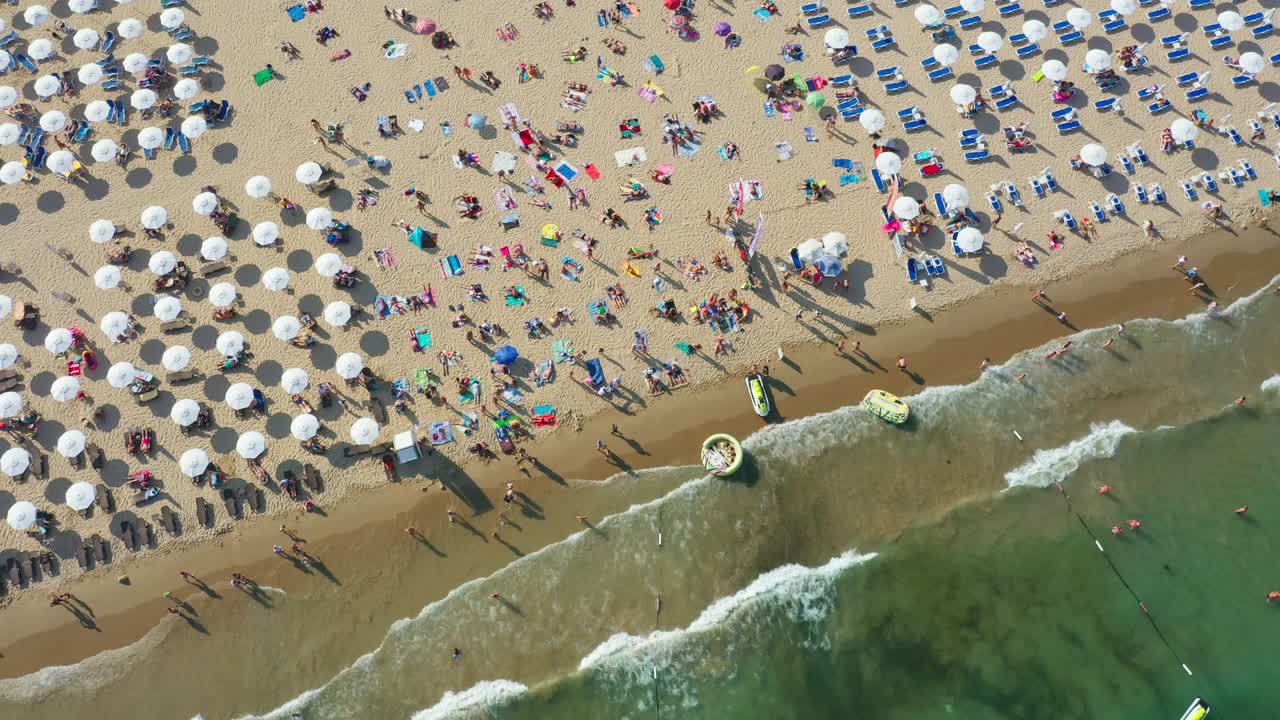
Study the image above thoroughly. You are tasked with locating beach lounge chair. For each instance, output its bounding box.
[1189,0,1210,7]
[1221,167,1243,187]
[1185,86,1209,101]
[904,118,928,131]
[1057,210,1078,230]
[944,4,964,17]
[1059,30,1083,44]
[989,95,1016,111]
[1015,43,1040,58]
[885,80,909,93]
[964,149,990,162]
[987,192,1004,212]
[907,257,921,283]
[1050,107,1075,121]
[830,74,853,87]
[1106,194,1125,215]
[1150,184,1166,203]
[1199,172,1218,191]
[1119,154,1135,174]
[920,56,939,70]
[1231,74,1254,86]
[16,54,37,73]
[871,167,887,192]
[1180,180,1197,200]
[933,192,947,214]
[1056,119,1081,133]
[801,2,823,13]
[163,127,176,151]
[1243,10,1268,25]
[1147,7,1171,21]
[1028,176,1046,197]
[806,14,830,28]
[928,67,954,81]
[1210,35,1233,50]
[974,54,997,69]
[1094,97,1118,112]
[924,256,946,276]
[1148,99,1173,114]
[1174,72,1198,87]
[1167,48,1190,61]
[1042,169,1058,191]
[178,133,191,153]
[101,31,115,54]
[215,100,231,123]
[959,15,982,29]
[872,37,896,51]
[1133,183,1149,202]
[0,31,17,48]
[1104,18,1127,32]
[1225,126,1244,145]
[1240,159,1257,181]
[999,2,1021,15]
[848,4,872,17]
[1007,184,1023,207]
[876,66,902,81]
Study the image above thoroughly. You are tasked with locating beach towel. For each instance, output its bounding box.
[552,339,575,363]
[554,162,579,183]
[253,69,275,86]
[676,138,702,158]
[502,387,524,404]
[505,286,526,306]
[414,368,434,390]
[584,163,601,180]
[614,147,648,167]
[775,142,794,161]
[287,4,306,21]
[385,43,409,59]
[584,358,606,386]
[428,420,454,445]
[440,255,463,277]
[676,341,695,356]
[459,379,480,404]
[415,327,432,349]
[533,361,555,387]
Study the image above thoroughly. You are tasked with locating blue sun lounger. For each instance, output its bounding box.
[801,2,823,12]
[1016,43,1040,58]
[998,2,1021,15]
[876,66,902,81]
[1107,194,1125,215]
[1240,159,1257,180]
[1222,167,1243,186]
[1061,30,1084,44]
[1119,154,1134,173]
[830,74,853,86]
[898,105,920,119]
[1181,180,1197,200]
[1009,33,1029,46]
[1148,99,1172,114]
[924,256,946,276]
[1130,145,1149,165]
[1008,184,1023,206]
[1150,184,1166,203]
[841,106,864,120]
[944,4,964,17]
[871,167,887,192]
[1133,183,1148,202]
[1162,33,1188,46]
[885,80,909,93]
[1232,74,1254,86]
[988,192,1003,212]
[848,4,872,17]
[0,31,17,48]
[1175,70,1199,84]
[1167,48,1190,61]
[178,132,191,153]
[974,54,997,69]
[1058,210,1078,230]
[1052,19,1072,33]
[1147,6,1170,21]
[1088,202,1106,221]
[1185,87,1209,101]
[100,31,115,54]
[1042,169,1058,191]
[163,127,177,151]
[1094,97,1118,111]
[1271,52,1280,65]
[73,123,91,142]
[1209,35,1233,49]
[959,16,982,29]
[907,257,921,282]
[872,37,896,51]
[101,78,122,91]
[806,14,830,28]
[904,118,928,131]
[1226,126,1243,145]
[933,192,947,213]
[1188,0,1211,7]
[1201,173,1217,191]
[16,53,37,73]
[1056,120,1081,133]
[1028,176,1047,197]
[928,67,953,81]
[920,56,939,70]
[964,149,990,161]
[1104,18,1126,32]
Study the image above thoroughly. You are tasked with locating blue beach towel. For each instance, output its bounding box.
[287,5,305,21]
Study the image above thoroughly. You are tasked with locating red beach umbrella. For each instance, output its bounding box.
[663,0,681,9]
[415,18,437,34]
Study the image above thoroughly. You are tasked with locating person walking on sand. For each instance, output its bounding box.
[576,515,589,525]
[1233,396,1247,407]
[897,356,908,372]
[835,340,845,355]
[596,440,611,458]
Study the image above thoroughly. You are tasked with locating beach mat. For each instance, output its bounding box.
[252,69,274,86]
[614,147,648,167]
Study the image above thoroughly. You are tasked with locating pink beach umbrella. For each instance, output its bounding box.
[415,18,437,34]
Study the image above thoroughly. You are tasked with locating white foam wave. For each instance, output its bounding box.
[1261,375,1280,393]
[1004,420,1138,488]
[578,549,876,672]
[410,680,529,720]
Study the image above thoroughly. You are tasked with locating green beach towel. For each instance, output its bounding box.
[459,380,480,404]
[505,285,526,306]
[676,341,695,356]
[253,69,275,87]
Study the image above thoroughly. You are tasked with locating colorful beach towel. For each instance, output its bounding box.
[253,69,275,86]
[428,420,454,445]
[287,5,306,21]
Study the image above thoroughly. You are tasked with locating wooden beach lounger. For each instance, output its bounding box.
[76,543,90,569]
[199,260,231,277]
[96,484,114,513]
[86,443,104,468]
[134,520,151,549]
[372,397,388,423]
[222,489,240,519]
[93,534,109,564]
[166,369,197,383]
[304,463,324,493]
[160,318,191,333]
[120,521,136,551]
[160,506,179,536]
[195,496,211,527]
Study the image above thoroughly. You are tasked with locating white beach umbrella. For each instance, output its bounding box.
[291,413,319,441]
[148,250,177,274]
[0,52,8,73]
[859,108,886,133]
[1170,118,1199,143]
[99,311,130,341]
[821,231,849,257]
[272,315,301,341]
[1066,7,1092,30]
[85,100,111,123]
[46,150,75,175]
[170,399,200,426]
[244,175,272,199]
[1111,0,1136,15]
[94,265,122,290]
[824,28,850,50]
[960,0,984,11]
[252,222,280,246]
[796,238,825,263]
[295,162,323,185]
[955,227,985,253]
[216,330,245,355]
[281,367,309,394]
[166,43,193,65]
[50,375,81,402]
[0,123,16,144]
[314,252,343,277]
[65,482,96,511]
[1041,59,1068,82]
[915,5,942,25]
[1218,10,1244,31]
[117,18,144,39]
[200,236,227,261]
[122,52,148,74]
[181,115,208,140]
[24,5,50,26]
[1084,49,1112,72]
[6,500,36,529]
[192,191,219,216]
[69,0,97,13]
[1080,143,1108,167]
[0,344,16,370]
[73,28,100,51]
[153,295,183,322]
[106,362,138,388]
[160,7,186,29]
[335,352,364,379]
[162,345,191,371]
[78,62,104,85]
[1022,19,1048,43]
[130,89,157,111]
[976,31,1003,53]
[39,110,67,133]
[179,448,210,477]
[28,39,54,61]
[236,431,266,459]
[207,282,237,308]
[224,382,254,410]
[137,127,164,150]
[90,138,119,161]
[34,74,61,98]
[0,296,8,320]
[141,206,169,231]
[893,196,921,220]
[0,391,21,417]
[44,328,73,354]
[1,448,31,477]
[349,417,380,444]
[0,87,13,111]
[323,301,351,327]
[942,183,971,210]
[1239,52,1264,75]
[173,78,200,100]
[933,43,959,67]
[875,151,902,176]
[306,207,335,231]
[262,267,291,292]
[949,83,977,105]
[0,161,24,185]
[89,219,116,243]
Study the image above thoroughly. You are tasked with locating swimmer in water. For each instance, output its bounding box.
[1097,485,1112,495]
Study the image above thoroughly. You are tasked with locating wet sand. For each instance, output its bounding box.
[3,222,1276,682]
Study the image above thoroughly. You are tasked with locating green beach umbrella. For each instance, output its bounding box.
[805,92,826,108]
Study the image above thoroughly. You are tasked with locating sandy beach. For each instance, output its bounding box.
[1,0,1279,708]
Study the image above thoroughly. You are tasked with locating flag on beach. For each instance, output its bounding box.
[748,212,764,258]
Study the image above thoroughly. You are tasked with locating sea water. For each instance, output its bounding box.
[6,276,1279,719]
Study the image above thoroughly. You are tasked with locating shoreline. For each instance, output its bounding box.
[3,223,1277,681]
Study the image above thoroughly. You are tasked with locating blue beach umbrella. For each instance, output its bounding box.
[467,113,487,130]
[493,345,519,365]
